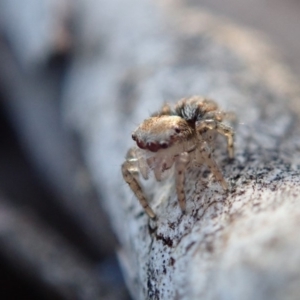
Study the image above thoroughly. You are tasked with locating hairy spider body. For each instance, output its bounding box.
[122,96,234,218]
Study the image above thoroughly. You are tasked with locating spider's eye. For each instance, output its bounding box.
[160,142,168,149]
[132,133,137,141]
[147,142,160,152]
[137,140,146,149]
[174,127,181,134]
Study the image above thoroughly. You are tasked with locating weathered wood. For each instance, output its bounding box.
[62,0,300,299]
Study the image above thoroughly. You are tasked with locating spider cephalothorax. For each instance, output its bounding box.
[122,96,234,218]
[131,115,193,152]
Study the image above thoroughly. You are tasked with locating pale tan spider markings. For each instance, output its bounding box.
[121,96,235,218]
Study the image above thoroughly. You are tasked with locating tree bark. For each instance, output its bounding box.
[63,0,300,299]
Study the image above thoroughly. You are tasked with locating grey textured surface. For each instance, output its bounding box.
[62,0,300,299]
[196,0,300,76]
[1,0,300,299]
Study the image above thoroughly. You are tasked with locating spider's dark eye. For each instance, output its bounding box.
[137,140,146,149]
[147,142,160,152]
[160,142,169,149]
[174,127,181,133]
[132,133,137,141]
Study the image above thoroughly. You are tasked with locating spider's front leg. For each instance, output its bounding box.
[121,148,156,218]
[197,141,228,190]
[196,118,234,158]
[174,152,190,212]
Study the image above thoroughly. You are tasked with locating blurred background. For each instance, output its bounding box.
[0,0,299,299]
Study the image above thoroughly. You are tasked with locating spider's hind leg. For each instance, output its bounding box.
[174,152,190,212]
[196,141,228,190]
[196,118,234,158]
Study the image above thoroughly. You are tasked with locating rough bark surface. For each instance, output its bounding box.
[63,0,300,299]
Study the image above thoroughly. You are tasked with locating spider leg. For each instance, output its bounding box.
[174,152,190,212]
[147,156,175,182]
[135,149,149,180]
[201,98,218,112]
[196,141,228,190]
[196,119,234,158]
[147,157,164,182]
[151,103,173,116]
[121,150,155,218]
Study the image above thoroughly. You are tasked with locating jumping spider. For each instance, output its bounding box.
[122,96,234,218]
